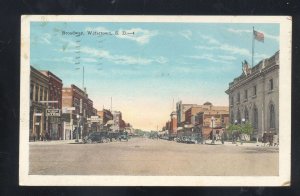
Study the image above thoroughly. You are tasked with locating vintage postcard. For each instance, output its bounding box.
[20,15,291,186]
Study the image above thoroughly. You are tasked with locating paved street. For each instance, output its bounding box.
[29,137,278,176]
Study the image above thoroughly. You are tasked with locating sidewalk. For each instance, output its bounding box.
[29,139,79,145]
[204,140,277,147]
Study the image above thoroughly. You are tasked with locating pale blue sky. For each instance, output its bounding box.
[30,22,279,130]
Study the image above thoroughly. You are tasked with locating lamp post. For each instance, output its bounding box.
[211,116,215,144]
[76,114,80,143]
[233,119,238,144]
[241,118,245,144]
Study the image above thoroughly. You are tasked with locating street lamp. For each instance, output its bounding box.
[233,119,238,144]
[211,116,215,144]
[76,114,80,142]
[242,118,245,124]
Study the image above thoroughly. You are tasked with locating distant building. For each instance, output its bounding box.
[97,109,113,125]
[182,102,229,138]
[165,121,171,134]
[30,66,49,141]
[169,111,177,136]
[176,101,198,126]
[92,107,97,116]
[196,109,229,138]
[112,111,122,131]
[40,70,63,140]
[185,104,210,125]
[225,51,279,140]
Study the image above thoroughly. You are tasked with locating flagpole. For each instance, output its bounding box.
[252,26,255,68]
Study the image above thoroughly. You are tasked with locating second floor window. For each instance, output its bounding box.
[253,85,257,96]
[237,92,240,103]
[30,84,34,100]
[39,87,43,102]
[269,79,274,91]
[35,86,39,101]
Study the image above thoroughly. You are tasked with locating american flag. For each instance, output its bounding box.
[253,30,264,42]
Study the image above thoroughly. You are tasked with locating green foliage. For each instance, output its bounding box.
[227,123,240,134]
[227,122,253,135]
[134,129,147,136]
[240,121,253,135]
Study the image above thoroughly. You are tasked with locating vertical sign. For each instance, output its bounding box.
[80,98,82,114]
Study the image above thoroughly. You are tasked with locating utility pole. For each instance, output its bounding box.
[110,97,112,111]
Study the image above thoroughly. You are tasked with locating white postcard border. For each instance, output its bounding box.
[20,15,291,186]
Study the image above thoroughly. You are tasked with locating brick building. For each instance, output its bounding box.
[62,84,94,139]
[185,103,211,125]
[97,109,113,125]
[196,110,229,138]
[176,101,198,126]
[30,66,49,141]
[40,70,63,140]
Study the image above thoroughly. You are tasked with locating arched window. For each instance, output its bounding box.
[270,103,275,129]
[244,107,249,121]
[237,109,241,124]
[253,105,258,129]
[231,111,234,124]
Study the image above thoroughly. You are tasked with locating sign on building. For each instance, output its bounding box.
[46,109,61,116]
[62,107,76,113]
[87,116,100,122]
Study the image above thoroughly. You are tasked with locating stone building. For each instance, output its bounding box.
[225,51,279,140]
[30,66,49,141]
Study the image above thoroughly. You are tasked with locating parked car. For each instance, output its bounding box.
[83,132,110,144]
[118,131,128,141]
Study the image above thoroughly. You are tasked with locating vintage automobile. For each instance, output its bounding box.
[176,128,202,144]
[118,130,128,141]
[108,131,120,142]
[82,131,110,144]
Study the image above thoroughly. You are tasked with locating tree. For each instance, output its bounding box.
[240,121,253,135]
[227,123,240,134]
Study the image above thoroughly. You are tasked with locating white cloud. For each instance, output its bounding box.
[32,33,52,45]
[116,28,158,45]
[227,28,279,42]
[35,57,74,64]
[156,56,168,64]
[196,44,251,57]
[84,26,158,45]
[227,28,251,34]
[186,54,234,64]
[41,33,52,44]
[85,26,110,32]
[80,46,167,65]
[264,32,279,42]
[200,35,220,45]
[81,57,98,63]
[218,55,237,61]
[180,30,192,40]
